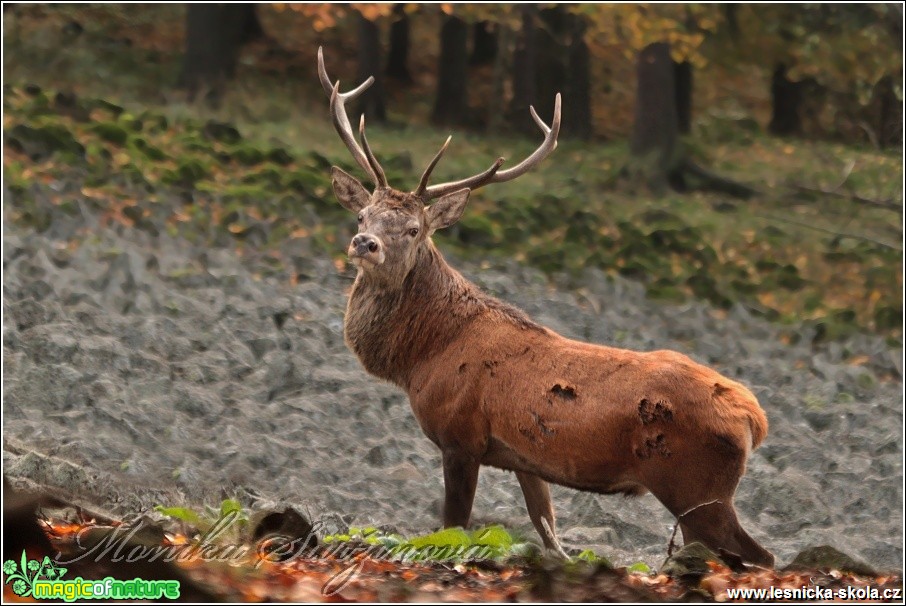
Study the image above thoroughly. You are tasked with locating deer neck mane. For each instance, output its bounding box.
[344,240,541,388]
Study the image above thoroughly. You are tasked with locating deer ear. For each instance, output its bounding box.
[426,188,471,232]
[331,167,371,212]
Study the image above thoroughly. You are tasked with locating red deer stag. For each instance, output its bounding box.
[317,48,774,567]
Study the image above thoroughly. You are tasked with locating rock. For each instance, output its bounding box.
[173,384,225,419]
[660,542,725,579]
[250,507,317,561]
[785,545,876,576]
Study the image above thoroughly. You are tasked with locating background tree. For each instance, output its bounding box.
[629,42,680,191]
[385,4,412,83]
[179,4,264,101]
[355,10,386,122]
[432,13,470,126]
[508,5,538,134]
[469,21,498,66]
[710,3,903,146]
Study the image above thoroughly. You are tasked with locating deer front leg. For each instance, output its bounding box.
[516,471,569,559]
[442,451,480,528]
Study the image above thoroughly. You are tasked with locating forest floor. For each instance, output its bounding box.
[3,5,904,602]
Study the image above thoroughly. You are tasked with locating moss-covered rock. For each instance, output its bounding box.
[91,122,130,146]
[7,123,85,160]
[131,137,167,161]
[203,120,242,144]
[660,542,725,579]
[874,305,901,330]
[786,545,876,576]
[162,159,208,187]
[647,278,687,303]
[231,145,265,166]
[267,148,294,166]
[88,98,125,119]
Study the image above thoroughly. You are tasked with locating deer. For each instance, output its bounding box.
[316,47,775,568]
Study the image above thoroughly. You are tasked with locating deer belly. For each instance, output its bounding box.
[482,420,642,493]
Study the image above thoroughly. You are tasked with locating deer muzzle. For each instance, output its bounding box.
[349,233,385,267]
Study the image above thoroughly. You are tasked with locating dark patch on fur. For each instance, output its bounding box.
[599,484,649,497]
[638,398,673,424]
[714,433,743,455]
[713,382,732,397]
[458,362,467,374]
[531,411,555,436]
[483,360,498,377]
[634,434,671,459]
[519,426,537,443]
[550,383,577,401]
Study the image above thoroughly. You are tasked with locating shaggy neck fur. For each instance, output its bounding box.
[344,240,542,388]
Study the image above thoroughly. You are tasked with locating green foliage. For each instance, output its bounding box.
[711,4,902,99]
[154,498,249,533]
[323,524,538,563]
[627,561,652,573]
[154,505,204,526]
[575,549,612,567]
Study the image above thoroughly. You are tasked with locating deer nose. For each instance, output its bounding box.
[351,233,380,256]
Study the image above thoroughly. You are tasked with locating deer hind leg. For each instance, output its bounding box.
[516,472,569,559]
[442,451,480,528]
[678,501,775,568]
[643,436,775,568]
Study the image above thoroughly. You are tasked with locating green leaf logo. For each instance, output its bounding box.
[3,550,68,597]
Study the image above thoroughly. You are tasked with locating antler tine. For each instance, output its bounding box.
[422,93,561,200]
[414,135,452,197]
[318,46,382,186]
[359,114,388,188]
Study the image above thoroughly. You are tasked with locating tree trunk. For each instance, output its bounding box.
[179,4,262,101]
[487,24,512,134]
[470,21,498,65]
[630,42,680,191]
[875,75,902,149]
[431,15,469,126]
[674,60,693,134]
[509,5,538,134]
[385,4,411,83]
[535,6,567,128]
[355,12,386,122]
[237,4,265,43]
[769,63,802,136]
[564,14,592,139]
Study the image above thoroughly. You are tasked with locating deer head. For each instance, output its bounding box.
[318,47,561,287]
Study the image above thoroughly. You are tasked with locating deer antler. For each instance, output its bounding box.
[318,47,387,188]
[418,93,561,200]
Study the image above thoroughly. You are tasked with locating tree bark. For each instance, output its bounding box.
[674,61,693,134]
[509,5,538,134]
[470,21,498,65]
[535,6,567,128]
[769,63,802,136]
[431,15,469,126]
[355,12,386,122]
[237,4,265,43]
[875,75,902,149]
[385,4,411,83]
[630,42,680,190]
[487,24,512,134]
[179,4,262,101]
[564,14,592,139]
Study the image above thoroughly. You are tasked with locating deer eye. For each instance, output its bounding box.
[408,227,419,237]
[357,213,364,223]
